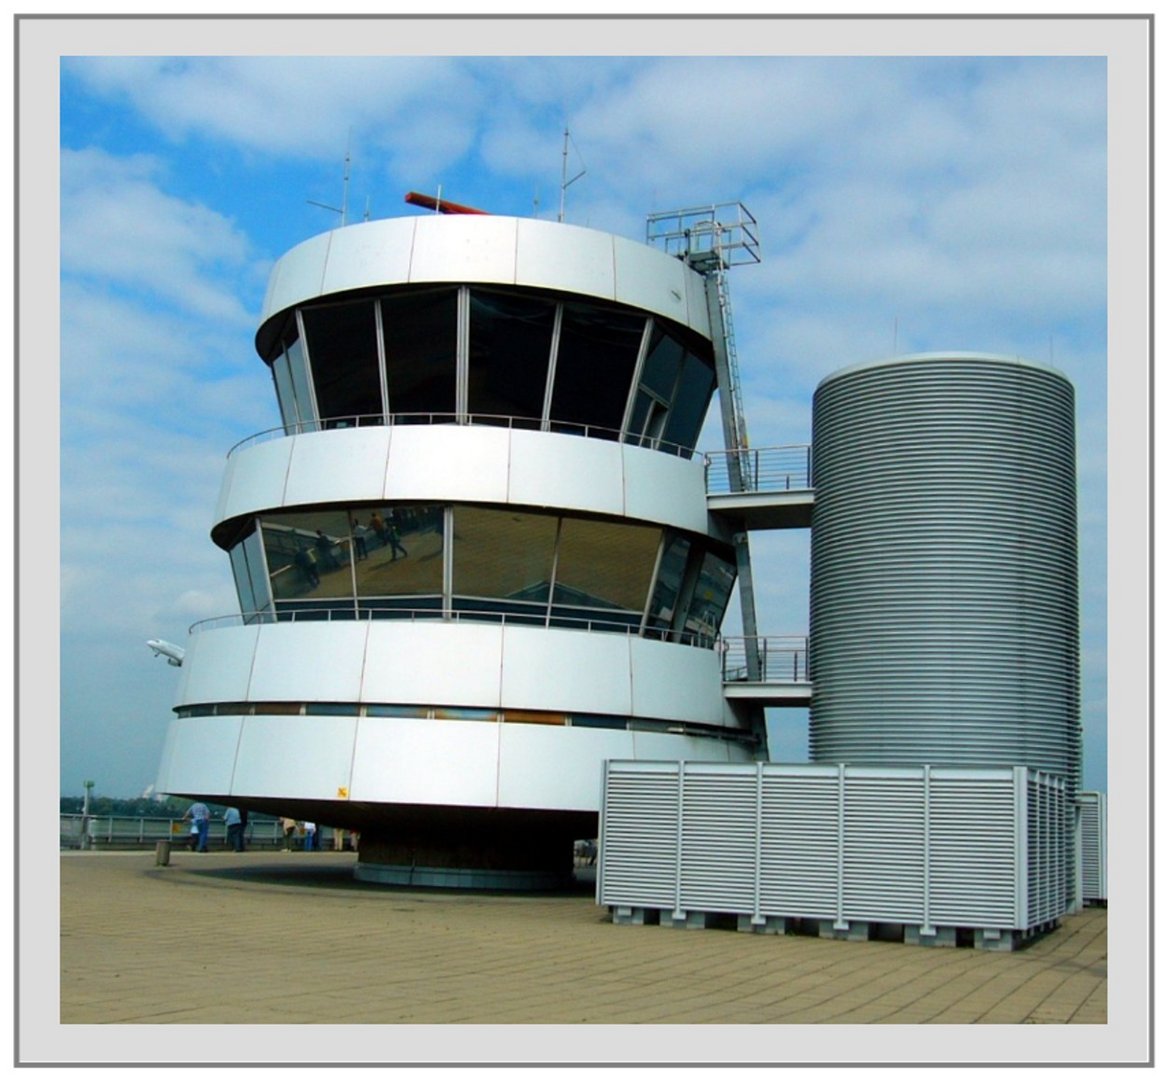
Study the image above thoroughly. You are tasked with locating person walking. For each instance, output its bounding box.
[182,801,211,853]
[302,821,317,852]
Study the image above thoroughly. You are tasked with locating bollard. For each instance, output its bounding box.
[154,839,171,866]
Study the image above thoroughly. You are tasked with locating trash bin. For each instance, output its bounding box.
[155,840,171,866]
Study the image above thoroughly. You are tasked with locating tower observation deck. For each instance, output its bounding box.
[155,211,762,888]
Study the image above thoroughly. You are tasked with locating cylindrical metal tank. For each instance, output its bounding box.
[808,353,1081,790]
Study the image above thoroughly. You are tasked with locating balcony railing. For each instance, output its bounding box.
[227,412,698,460]
[704,445,813,495]
[719,635,810,683]
[188,606,720,650]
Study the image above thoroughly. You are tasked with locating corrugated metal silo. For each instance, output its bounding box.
[808,353,1081,797]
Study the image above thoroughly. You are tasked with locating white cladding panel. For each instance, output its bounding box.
[217,438,293,524]
[247,622,369,702]
[628,636,726,724]
[261,216,711,337]
[514,218,615,301]
[261,231,331,320]
[176,625,259,706]
[154,715,243,796]
[284,427,392,505]
[232,714,357,800]
[218,428,713,538]
[320,218,414,295]
[349,715,502,806]
[506,429,625,516]
[361,622,504,707]
[409,214,519,284]
[497,725,631,811]
[500,626,633,715]
[630,731,739,763]
[612,234,691,326]
[384,425,511,504]
[620,445,709,534]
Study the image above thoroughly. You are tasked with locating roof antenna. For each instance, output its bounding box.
[558,125,586,223]
[307,131,352,227]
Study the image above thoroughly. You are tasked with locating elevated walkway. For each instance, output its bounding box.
[705,446,814,530]
[719,636,812,706]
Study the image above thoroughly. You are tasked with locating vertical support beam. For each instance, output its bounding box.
[672,761,686,921]
[922,765,932,935]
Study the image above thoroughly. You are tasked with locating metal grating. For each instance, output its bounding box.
[1077,791,1107,902]
[759,768,839,918]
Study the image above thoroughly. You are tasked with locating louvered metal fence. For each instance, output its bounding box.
[598,761,1069,944]
[1077,791,1107,904]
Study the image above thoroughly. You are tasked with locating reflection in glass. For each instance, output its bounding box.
[285,335,318,432]
[243,528,272,614]
[261,510,354,603]
[553,518,660,622]
[664,351,715,452]
[272,351,300,432]
[684,549,736,640]
[382,289,457,418]
[301,300,382,426]
[230,540,256,616]
[640,325,685,399]
[352,504,443,601]
[452,506,557,619]
[646,534,691,633]
[550,301,645,435]
[468,290,555,425]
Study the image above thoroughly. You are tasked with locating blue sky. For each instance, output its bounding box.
[57,53,1108,798]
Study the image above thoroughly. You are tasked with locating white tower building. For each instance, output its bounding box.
[155,208,765,888]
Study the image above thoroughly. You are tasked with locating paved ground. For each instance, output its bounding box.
[60,850,1106,1027]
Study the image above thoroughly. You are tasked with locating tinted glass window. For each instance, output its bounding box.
[664,351,716,451]
[647,534,691,631]
[352,505,443,599]
[230,539,256,615]
[468,290,555,424]
[640,325,684,399]
[261,510,354,601]
[452,506,557,607]
[549,301,644,435]
[243,527,272,613]
[553,518,660,614]
[381,289,457,418]
[271,352,300,431]
[285,335,318,431]
[683,549,736,639]
[301,300,382,426]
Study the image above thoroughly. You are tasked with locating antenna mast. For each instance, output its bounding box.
[307,136,352,227]
[558,126,586,223]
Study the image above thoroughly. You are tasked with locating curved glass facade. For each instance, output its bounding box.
[265,285,716,455]
[227,503,735,644]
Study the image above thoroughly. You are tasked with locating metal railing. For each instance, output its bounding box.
[59,815,346,851]
[227,412,697,461]
[719,635,810,683]
[188,606,720,650]
[704,445,813,495]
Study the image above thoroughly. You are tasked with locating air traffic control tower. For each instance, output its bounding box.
[155,202,769,888]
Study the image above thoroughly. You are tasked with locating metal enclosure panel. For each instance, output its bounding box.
[176,625,260,706]
[231,713,357,800]
[515,218,616,301]
[499,625,632,715]
[627,637,727,726]
[598,761,681,909]
[153,715,243,797]
[758,765,840,918]
[283,427,393,506]
[409,214,519,285]
[216,438,294,526]
[247,622,370,702]
[507,429,625,518]
[348,715,501,807]
[497,725,632,811]
[260,231,333,324]
[384,425,511,505]
[621,444,709,533]
[678,763,759,913]
[1077,791,1107,902]
[928,770,1019,928]
[319,218,415,295]
[612,234,693,328]
[360,622,504,708]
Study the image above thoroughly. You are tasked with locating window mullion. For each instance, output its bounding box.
[620,317,654,441]
[541,303,563,431]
